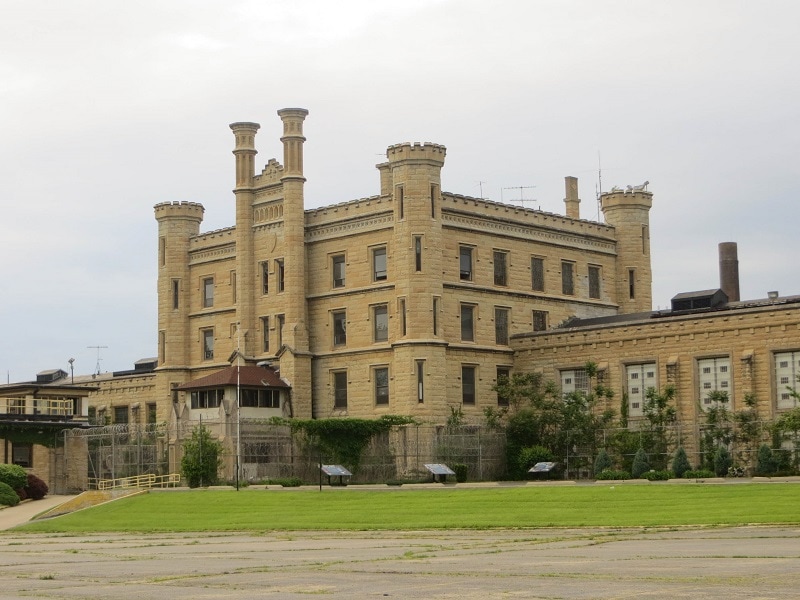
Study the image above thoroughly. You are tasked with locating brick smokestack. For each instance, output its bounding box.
[719,242,740,302]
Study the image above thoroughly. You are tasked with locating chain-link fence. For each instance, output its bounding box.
[60,418,800,490]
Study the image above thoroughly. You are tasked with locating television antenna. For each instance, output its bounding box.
[502,185,537,208]
[87,345,108,375]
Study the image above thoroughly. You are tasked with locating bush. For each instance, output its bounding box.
[180,425,223,488]
[24,474,49,500]
[453,463,468,483]
[0,464,28,490]
[0,482,20,507]
[755,444,777,475]
[643,470,671,481]
[268,477,303,487]
[517,445,555,475]
[594,449,613,477]
[684,469,716,479]
[714,446,733,477]
[596,469,630,480]
[15,487,27,501]
[671,447,691,479]
[631,447,651,478]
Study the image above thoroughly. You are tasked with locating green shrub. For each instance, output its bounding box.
[180,425,223,488]
[24,474,49,500]
[683,469,716,478]
[593,449,613,477]
[755,444,777,475]
[0,464,28,490]
[517,445,555,475]
[671,447,691,479]
[631,447,650,478]
[453,463,468,483]
[268,477,303,487]
[643,470,671,481]
[596,469,630,480]
[0,482,20,507]
[714,446,732,477]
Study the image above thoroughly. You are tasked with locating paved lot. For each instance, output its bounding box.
[1,525,799,599]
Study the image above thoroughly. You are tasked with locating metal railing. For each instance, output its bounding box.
[90,472,181,491]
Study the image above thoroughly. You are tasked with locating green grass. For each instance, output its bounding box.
[14,484,800,534]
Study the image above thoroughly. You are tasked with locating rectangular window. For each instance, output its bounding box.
[333,310,347,346]
[532,310,548,332]
[332,254,345,288]
[433,297,439,336]
[276,259,285,292]
[495,307,509,345]
[431,184,438,218]
[261,316,270,352]
[114,405,129,424]
[190,389,223,409]
[531,257,545,292]
[374,367,389,405]
[561,368,589,396]
[399,298,407,336]
[561,261,574,295]
[496,367,510,407]
[333,371,348,409]
[261,261,269,295]
[416,360,425,402]
[373,247,387,281]
[158,331,165,363]
[414,236,423,272]
[775,351,800,409]
[203,277,214,308]
[588,265,601,299]
[461,303,475,342]
[373,304,389,342]
[626,363,657,417]
[240,389,280,408]
[629,268,636,300]
[230,270,236,303]
[493,250,508,286]
[159,237,166,267]
[697,357,731,407]
[146,403,157,424]
[397,185,404,219]
[459,246,473,281]
[202,329,214,360]
[172,279,180,309]
[275,315,286,350]
[462,366,476,405]
[11,443,32,468]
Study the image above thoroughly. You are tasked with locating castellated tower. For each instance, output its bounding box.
[384,142,448,417]
[154,201,205,368]
[600,188,653,313]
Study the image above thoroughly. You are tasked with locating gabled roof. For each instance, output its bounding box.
[176,365,288,391]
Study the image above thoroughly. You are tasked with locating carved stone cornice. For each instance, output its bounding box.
[189,243,236,265]
[305,212,394,243]
[442,211,616,254]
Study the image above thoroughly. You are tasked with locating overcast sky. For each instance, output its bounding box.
[2,1,798,381]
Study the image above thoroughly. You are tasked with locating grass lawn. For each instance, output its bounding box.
[14,484,800,534]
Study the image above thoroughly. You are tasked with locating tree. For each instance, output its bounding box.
[631,447,650,478]
[181,424,223,488]
[755,444,776,476]
[672,447,691,478]
[641,385,678,470]
[713,446,732,476]
[733,393,762,471]
[700,391,733,471]
[594,449,612,477]
[772,407,800,473]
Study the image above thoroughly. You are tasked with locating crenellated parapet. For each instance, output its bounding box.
[386,142,447,165]
[154,201,204,223]
[600,188,653,212]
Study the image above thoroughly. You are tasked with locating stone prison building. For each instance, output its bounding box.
[4,107,799,488]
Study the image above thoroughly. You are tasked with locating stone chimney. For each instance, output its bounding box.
[719,242,740,302]
[564,176,580,219]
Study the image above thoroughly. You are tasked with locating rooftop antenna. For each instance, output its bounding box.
[502,185,537,208]
[476,181,487,199]
[596,151,603,221]
[87,345,108,375]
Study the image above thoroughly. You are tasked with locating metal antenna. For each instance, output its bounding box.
[87,345,108,375]
[476,181,487,199]
[502,185,536,207]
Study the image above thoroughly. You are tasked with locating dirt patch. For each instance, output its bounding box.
[34,489,145,520]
